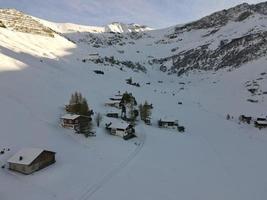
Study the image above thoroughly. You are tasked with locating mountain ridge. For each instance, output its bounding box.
[0,2,267,75]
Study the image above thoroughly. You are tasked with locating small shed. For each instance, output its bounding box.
[106,113,119,118]
[106,120,133,138]
[255,119,267,129]
[158,119,179,129]
[88,53,99,60]
[61,114,82,129]
[239,115,252,124]
[109,97,122,101]
[105,101,121,109]
[8,148,56,175]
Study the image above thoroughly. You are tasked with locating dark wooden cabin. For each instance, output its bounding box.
[239,115,252,124]
[158,119,179,128]
[61,114,82,129]
[255,119,267,129]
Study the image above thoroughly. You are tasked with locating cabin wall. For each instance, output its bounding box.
[32,152,56,171]
[9,163,34,174]
[111,128,126,137]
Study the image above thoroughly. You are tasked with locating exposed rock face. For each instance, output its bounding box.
[0,9,54,37]
[153,2,267,76]
[172,2,267,34]
[170,32,267,75]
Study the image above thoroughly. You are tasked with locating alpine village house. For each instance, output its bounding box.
[8,148,56,175]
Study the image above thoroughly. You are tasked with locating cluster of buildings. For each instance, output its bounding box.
[6,93,186,175]
[104,92,136,140]
[239,115,267,129]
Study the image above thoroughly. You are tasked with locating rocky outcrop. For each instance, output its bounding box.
[172,2,267,34]
[168,32,267,75]
[0,9,54,37]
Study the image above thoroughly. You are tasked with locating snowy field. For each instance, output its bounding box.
[0,18,267,200]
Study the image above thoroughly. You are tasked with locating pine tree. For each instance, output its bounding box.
[75,116,92,137]
[66,92,90,116]
[139,101,152,122]
[79,98,89,116]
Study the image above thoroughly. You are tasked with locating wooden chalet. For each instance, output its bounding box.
[61,114,82,129]
[8,148,55,175]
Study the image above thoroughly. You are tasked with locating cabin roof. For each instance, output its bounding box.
[255,120,267,125]
[160,118,178,123]
[108,120,129,130]
[61,114,81,120]
[8,148,55,165]
[105,101,121,105]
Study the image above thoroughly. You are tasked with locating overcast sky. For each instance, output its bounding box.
[0,0,264,28]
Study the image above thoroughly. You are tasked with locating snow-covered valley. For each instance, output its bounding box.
[1,3,267,200]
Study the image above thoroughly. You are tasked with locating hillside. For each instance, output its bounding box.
[1,2,267,200]
[37,2,267,75]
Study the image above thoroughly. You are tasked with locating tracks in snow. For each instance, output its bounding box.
[76,125,146,200]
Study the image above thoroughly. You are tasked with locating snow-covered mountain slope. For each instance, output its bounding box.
[36,18,152,34]
[104,22,153,33]
[1,2,267,200]
[38,2,267,75]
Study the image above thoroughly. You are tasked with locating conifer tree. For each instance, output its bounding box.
[66,92,90,116]
[139,101,152,122]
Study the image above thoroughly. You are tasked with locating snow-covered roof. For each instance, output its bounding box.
[108,120,129,130]
[61,114,81,120]
[7,148,54,165]
[105,101,120,104]
[160,118,178,122]
[255,120,267,125]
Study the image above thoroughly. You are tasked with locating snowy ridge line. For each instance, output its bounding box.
[76,125,146,200]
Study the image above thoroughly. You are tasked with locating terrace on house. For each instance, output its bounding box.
[8,148,56,175]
